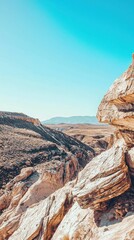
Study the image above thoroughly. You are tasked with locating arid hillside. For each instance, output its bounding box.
[0,112,95,191]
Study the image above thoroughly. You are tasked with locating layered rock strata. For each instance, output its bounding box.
[73,139,131,210]
[97,55,134,146]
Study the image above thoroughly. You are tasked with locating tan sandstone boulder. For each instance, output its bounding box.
[97,54,134,135]
[72,140,131,210]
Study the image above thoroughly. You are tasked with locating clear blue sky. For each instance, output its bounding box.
[0,0,133,120]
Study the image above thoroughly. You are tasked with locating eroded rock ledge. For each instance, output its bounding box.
[97,54,134,147]
[72,139,131,210]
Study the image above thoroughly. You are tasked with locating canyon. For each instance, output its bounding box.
[46,124,114,155]
[0,55,134,239]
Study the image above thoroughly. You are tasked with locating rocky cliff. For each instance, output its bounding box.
[0,55,134,240]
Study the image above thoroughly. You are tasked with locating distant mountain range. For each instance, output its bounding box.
[42,116,102,124]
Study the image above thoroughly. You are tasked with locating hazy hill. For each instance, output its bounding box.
[43,116,100,124]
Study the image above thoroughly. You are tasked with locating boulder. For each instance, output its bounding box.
[73,140,131,210]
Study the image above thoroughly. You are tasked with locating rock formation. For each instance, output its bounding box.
[97,57,134,146]
[0,55,134,239]
[73,139,131,210]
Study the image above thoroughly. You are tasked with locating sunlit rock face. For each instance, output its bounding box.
[70,55,134,239]
[97,55,134,147]
[0,55,134,240]
[72,139,131,210]
[72,55,134,214]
